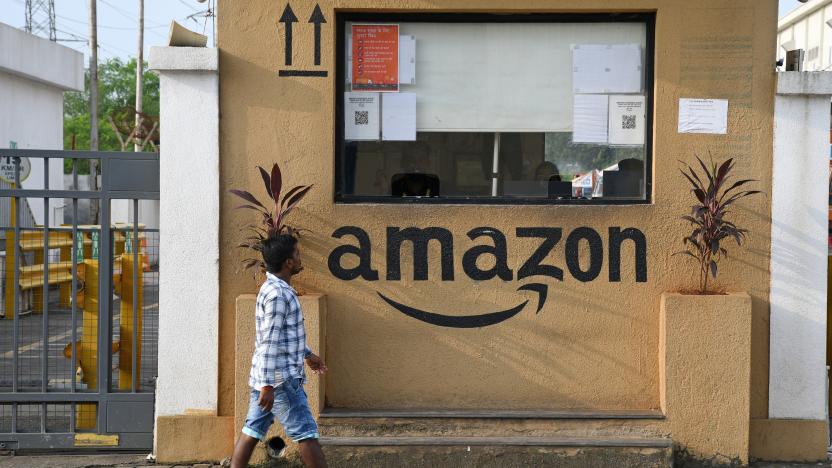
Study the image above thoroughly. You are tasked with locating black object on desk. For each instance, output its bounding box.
[603,171,642,198]
[391,173,440,197]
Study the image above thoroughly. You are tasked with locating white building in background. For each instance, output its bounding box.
[778,0,832,71]
[0,21,83,228]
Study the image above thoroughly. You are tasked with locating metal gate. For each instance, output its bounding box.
[0,149,160,451]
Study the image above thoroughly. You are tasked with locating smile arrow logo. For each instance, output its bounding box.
[377,283,550,329]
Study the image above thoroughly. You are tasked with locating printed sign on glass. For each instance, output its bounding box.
[352,24,399,92]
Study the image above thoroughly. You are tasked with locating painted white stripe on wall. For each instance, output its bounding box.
[769,72,830,420]
[150,47,219,416]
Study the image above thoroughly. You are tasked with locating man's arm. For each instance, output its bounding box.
[254,293,289,410]
[305,349,327,375]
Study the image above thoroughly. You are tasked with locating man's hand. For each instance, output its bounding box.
[305,353,328,375]
[258,386,275,412]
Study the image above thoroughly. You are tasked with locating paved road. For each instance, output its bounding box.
[0,454,829,468]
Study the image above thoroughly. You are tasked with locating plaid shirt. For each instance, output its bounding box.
[249,272,312,389]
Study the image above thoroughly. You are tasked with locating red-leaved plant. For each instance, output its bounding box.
[230,163,312,272]
[676,155,761,294]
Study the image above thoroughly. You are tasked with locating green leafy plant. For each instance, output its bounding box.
[676,155,761,294]
[230,163,313,272]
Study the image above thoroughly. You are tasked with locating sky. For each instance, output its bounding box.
[0,0,810,62]
[781,0,806,17]
[0,0,215,62]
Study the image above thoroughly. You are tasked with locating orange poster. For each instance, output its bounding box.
[352,24,399,92]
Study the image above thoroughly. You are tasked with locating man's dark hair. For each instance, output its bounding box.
[262,234,298,273]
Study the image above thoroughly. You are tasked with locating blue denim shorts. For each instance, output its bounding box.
[242,378,319,443]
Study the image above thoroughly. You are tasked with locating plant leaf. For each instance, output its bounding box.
[710,260,718,278]
[714,158,733,188]
[230,189,267,210]
[282,184,313,214]
[722,190,762,207]
[721,179,755,199]
[672,250,699,260]
[281,185,309,208]
[693,188,706,204]
[680,169,701,190]
[681,215,702,225]
[680,160,704,188]
[270,163,283,202]
[257,166,274,200]
[695,155,713,187]
[235,204,268,214]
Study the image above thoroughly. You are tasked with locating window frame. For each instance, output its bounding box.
[334,11,656,205]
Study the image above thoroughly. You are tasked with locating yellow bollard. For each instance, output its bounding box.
[118,254,143,391]
[31,231,44,314]
[4,191,15,319]
[4,233,13,320]
[30,230,42,314]
[114,231,125,257]
[76,259,99,430]
[59,231,73,308]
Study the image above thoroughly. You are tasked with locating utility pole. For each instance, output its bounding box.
[134,0,144,153]
[89,0,99,223]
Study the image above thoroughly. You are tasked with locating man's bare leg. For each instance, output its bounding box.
[298,438,327,468]
[230,434,259,468]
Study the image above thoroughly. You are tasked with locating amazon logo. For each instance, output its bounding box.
[327,226,647,328]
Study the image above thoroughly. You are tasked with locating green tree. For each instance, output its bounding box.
[64,57,159,173]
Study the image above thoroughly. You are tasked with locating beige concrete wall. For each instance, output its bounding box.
[750,418,829,462]
[155,413,234,464]
[217,0,779,439]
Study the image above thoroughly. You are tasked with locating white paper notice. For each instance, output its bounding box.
[572,44,643,94]
[382,92,417,141]
[608,95,645,146]
[678,98,728,134]
[399,35,416,85]
[345,92,380,140]
[573,94,608,144]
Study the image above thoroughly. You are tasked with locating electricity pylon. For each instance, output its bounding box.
[25,0,57,41]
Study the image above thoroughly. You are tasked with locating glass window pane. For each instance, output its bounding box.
[344,133,494,198]
[337,14,652,203]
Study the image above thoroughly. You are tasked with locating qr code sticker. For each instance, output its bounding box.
[355,111,369,126]
[622,115,637,130]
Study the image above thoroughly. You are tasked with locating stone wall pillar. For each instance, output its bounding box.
[149,46,229,463]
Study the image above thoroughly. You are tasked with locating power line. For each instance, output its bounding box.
[56,13,167,31]
[177,0,200,13]
[99,0,166,28]
[57,12,167,40]
[94,0,168,41]
[56,21,134,56]
[55,27,87,42]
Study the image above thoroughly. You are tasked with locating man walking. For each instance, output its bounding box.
[231,234,328,468]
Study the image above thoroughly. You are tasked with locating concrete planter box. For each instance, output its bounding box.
[660,292,752,465]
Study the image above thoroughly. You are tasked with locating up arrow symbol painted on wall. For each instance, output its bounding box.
[277,3,328,78]
[279,3,299,66]
[309,4,326,66]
